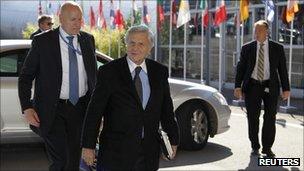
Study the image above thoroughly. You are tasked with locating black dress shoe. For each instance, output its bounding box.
[262,149,276,158]
[251,149,260,156]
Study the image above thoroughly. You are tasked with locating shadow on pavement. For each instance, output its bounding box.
[159,142,232,168]
[276,118,287,128]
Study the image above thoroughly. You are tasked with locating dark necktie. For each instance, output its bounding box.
[134,66,144,138]
[134,66,143,103]
[67,36,79,105]
[257,43,264,81]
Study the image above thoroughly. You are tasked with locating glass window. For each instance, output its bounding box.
[171,48,184,78]
[0,49,28,77]
[0,54,18,74]
[186,48,201,79]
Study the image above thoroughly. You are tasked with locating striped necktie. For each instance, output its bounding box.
[257,43,264,81]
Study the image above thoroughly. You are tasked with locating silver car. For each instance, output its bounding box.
[0,39,230,150]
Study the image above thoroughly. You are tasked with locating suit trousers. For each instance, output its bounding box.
[97,140,156,171]
[245,80,278,151]
[44,97,87,171]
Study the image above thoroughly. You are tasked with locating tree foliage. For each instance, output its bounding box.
[22,12,145,59]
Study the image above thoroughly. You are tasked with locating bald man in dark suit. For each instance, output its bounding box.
[19,2,97,170]
[234,20,290,158]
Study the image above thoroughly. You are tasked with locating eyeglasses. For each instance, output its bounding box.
[47,22,54,26]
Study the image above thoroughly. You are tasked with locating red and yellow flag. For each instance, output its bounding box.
[286,0,299,22]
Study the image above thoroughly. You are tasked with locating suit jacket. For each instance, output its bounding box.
[82,56,179,170]
[30,29,42,40]
[18,27,97,136]
[235,40,290,96]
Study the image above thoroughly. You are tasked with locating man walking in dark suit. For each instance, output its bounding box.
[18,2,97,170]
[30,14,53,39]
[81,25,179,171]
[234,20,290,158]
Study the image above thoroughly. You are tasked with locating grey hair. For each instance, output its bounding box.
[124,25,154,48]
[254,20,269,30]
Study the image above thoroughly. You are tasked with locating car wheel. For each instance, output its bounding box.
[176,102,209,150]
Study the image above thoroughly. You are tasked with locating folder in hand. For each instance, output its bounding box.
[159,129,173,160]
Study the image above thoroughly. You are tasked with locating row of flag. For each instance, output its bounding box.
[176,0,299,29]
[38,0,150,30]
[38,0,299,30]
[88,0,125,30]
[240,0,298,23]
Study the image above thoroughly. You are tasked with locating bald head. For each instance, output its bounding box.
[59,1,83,35]
[254,20,269,42]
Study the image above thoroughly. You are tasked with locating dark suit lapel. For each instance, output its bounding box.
[120,56,143,108]
[268,40,274,73]
[250,41,258,72]
[144,59,157,111]
[51,28,62,84]
[78,33,91,73]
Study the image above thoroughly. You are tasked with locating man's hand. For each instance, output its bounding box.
[161,145,178,160]
[24,108,40,127]
[281,91,290,100]
[234,88,243,99]
[171,145,177,159]
[82,148,95,166]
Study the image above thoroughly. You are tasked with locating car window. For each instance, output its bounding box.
[0,49,28,77]
[0,54,18,74]
[97,61,104,68]
[96,54,110,68]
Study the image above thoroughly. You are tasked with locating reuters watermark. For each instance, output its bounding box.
[258,158,300,166]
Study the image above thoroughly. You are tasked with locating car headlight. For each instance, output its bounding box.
[212,92,228,106]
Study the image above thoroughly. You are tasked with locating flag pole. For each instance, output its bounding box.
[218,23,223,92]
[142,0,144,24]
[155,21,158,61]
[118,1,121,58]
[200,17,204,83]
[169,0,173,78]
[241,21,244,46]
[154,0,157,61]
[287,20,293,107]
[109,30,111,56]
[265,0,268,20]
[236,12,240,61]
[131,0,134,26]
[183,23,187,80]
[118,31,121,58]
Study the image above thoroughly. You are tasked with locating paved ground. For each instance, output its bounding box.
[159,106,304,171]
[1,105,303,171]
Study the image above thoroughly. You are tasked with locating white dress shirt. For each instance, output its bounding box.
[126,57,150,109]
[59,27,88,99]
[251,39,270,80]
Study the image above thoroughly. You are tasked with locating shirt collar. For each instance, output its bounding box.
[126,57,147,74]
[59,26,78,40]
[257,39,268,46]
